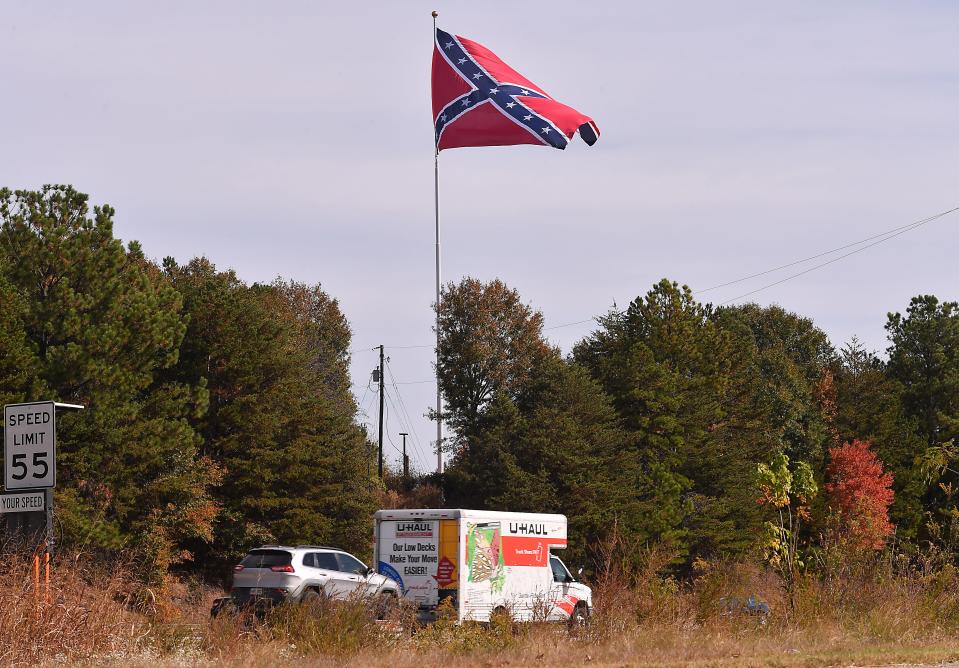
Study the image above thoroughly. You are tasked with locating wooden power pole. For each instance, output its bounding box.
[377,345,385,479]
[399,432,409,480]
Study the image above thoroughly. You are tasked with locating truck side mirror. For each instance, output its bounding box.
[577,567,584,577]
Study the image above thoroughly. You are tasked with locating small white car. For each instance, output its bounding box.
[213,545,399,614]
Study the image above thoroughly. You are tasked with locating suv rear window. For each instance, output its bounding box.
[240,549,292,568]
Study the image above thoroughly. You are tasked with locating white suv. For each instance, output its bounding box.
[214,545,400,613]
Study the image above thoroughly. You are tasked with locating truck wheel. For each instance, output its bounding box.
[567,603,589,633]
[489,606,512,628]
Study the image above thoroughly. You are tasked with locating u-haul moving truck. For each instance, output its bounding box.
[373,508,591,623]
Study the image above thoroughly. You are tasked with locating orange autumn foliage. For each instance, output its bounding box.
[825,440,895,550]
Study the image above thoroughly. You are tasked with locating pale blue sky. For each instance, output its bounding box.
[2,2,957,471]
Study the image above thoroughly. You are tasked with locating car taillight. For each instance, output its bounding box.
[233,565,244,572]
[270,564,295,573]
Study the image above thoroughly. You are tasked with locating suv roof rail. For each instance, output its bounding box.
[295,545,342,551]
[256,544,293,549]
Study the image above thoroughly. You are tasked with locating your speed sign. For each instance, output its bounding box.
[4,401,56,490]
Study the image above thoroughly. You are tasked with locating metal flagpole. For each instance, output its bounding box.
[432,10,443,475]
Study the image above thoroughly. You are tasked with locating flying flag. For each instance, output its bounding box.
[432,27,600,151]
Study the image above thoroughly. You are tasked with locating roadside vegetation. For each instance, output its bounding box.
[5,185,959,664]
[5,545,959,666]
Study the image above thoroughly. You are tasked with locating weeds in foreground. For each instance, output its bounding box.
[6,546,959,666]
[0,552,149,665]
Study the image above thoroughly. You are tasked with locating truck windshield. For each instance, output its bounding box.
[240,550,292,569]
[550,555,572,582]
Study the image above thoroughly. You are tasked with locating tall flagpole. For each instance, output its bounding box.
[432,10,443,475]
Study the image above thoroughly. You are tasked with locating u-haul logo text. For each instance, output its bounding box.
[395,522,433,537]
[509,522,548,536]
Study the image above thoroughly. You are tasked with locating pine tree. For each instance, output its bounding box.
[0,268,43,406]
[718,303,837,468]
[163,258,376,567]
[886,295,959,447]
[575,280,770,562]
[0,186,216,576]
[445,356,642,569]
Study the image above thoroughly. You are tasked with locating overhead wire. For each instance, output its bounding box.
[384,359,430,466]
[383,387,420,471]
[543,318,595,331]
[718,206,958,305]
[699,206,959,294]
[384,359,429,465]
[381,396,405,457]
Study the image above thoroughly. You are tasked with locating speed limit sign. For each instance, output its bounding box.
[4,401,56,490]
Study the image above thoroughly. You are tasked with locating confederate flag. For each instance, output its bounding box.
[432,27,600,151]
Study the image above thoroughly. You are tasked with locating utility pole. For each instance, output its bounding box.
[399,432,409,480]
[377,345,385,479]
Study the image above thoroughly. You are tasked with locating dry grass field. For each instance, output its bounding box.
[4,552,959,667]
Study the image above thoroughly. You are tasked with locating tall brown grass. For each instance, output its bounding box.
[0,551,151,665]
[5,544,959,667]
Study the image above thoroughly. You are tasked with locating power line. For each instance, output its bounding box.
[719,206,958,305]
[351,344,434,354]
[381,398,405,458]
[700,206,959,295]
[383,388,417,463]
[391,373,430,466]
[384,359,429,466]
[355,374,373,411]
[543,318,595,331]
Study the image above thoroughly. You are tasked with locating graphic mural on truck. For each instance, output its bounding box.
[466,522,505,593]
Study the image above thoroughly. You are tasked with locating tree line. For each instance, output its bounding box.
[437,274,959,572]
[2,185,958,582]
[0,186,376,580]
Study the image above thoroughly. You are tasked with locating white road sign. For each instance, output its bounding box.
[0,491,46,513]
[4,401,56,490]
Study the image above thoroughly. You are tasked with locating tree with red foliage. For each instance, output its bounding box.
[825,440,895,550]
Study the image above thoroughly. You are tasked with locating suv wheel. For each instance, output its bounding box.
[374,591,397,620]
[301,589,324,607]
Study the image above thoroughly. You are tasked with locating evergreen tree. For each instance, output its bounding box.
[0,186,216,575]
[886,295,959,447]
[575,280,770,561]
[0,268,42,406]
[163,258,376,566]
[444,356,639,568]
[718,303,837,468]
